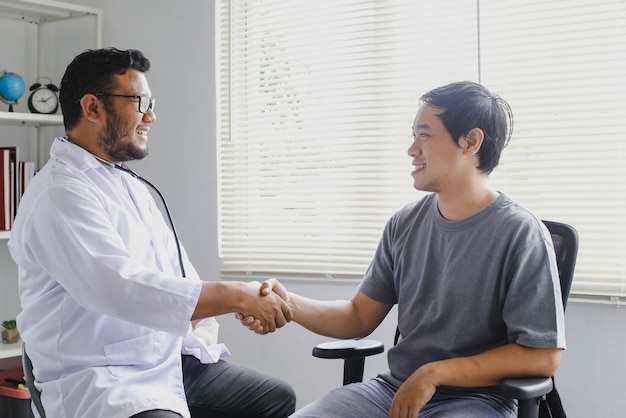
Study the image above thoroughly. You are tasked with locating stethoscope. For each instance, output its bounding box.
[86,147,187,278]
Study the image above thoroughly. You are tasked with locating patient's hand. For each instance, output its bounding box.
[259,278,289,302]
[236,278,290,334]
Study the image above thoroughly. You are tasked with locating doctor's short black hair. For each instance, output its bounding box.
[60,47,151,130]
[420,81,513,175]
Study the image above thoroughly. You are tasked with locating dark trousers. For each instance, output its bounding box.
[184,355,295,418]
[131,355,295,418]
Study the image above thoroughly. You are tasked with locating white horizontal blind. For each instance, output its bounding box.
[219,0,626,299]
[482,0,626,298]
[218,0,477,279]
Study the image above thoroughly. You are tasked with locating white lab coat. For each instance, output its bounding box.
[8,138,228,418]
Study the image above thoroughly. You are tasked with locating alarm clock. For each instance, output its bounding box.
[27,77,59,114]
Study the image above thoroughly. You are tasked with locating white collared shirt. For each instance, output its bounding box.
[8,137,225,418]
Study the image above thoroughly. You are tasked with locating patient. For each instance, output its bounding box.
[243,81,565,418]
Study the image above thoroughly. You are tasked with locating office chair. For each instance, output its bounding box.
[313,220,578,418]
[22,344,46,417]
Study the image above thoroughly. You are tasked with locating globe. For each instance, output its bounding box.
[0,71,26,109]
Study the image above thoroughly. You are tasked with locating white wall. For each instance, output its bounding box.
[12,1,626,416]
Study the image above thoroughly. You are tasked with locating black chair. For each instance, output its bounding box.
[313,220,578,418]
[22,344,46,417]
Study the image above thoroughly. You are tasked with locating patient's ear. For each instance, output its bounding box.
[463,128,484,154]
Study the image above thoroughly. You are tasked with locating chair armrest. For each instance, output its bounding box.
[312,339,384,359]
[500,377,553,400]
[312,339,384,385]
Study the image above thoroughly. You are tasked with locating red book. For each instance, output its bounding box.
[0,149,10,230]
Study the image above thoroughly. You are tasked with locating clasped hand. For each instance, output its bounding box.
[236,279,289,335]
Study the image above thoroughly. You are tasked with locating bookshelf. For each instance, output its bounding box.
[0,0,101,361]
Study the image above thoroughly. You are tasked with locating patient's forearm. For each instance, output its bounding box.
[287,291,391,340]
[416,343,562,389]
[287,292,368,339]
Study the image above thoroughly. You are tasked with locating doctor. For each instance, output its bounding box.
[8,48,295,418]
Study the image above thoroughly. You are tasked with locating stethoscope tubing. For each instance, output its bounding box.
[111,163,187,278]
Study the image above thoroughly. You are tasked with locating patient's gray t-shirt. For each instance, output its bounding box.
[359,192,565,392]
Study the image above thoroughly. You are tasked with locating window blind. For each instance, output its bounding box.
[481,0,626,299]
[218,0,626,300]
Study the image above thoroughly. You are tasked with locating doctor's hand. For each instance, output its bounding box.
[236,278,291,334]
[239,280,292,335]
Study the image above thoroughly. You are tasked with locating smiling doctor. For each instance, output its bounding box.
[8,48,296,418]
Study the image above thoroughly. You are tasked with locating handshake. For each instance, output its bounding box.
[235,278,292,335]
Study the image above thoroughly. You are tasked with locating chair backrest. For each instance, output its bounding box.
[394,219,579,345]
[22,344,46,417]
[542,220,578,310]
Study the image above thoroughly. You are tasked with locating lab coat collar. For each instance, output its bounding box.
[52,136,109,174]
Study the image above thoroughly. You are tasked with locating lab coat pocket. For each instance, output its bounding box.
[104,332,166,378]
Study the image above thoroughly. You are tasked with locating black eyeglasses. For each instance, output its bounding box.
[95,93,156,114]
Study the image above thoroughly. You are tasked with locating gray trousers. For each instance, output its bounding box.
[290,377,514,418]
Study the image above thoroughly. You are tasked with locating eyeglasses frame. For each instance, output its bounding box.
[94,93,155,114]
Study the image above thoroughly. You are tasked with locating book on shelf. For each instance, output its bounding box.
[0,146,35,231]
[0,148,10,231]
[3,146,18,230]
[19,160,36,202]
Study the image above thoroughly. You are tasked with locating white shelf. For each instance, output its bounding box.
[0,0,99,24]
[0,231,9,240]
[0,111,63,127]
[0,339,22,360]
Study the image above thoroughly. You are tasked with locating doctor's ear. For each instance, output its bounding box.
[79,94,103,122]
